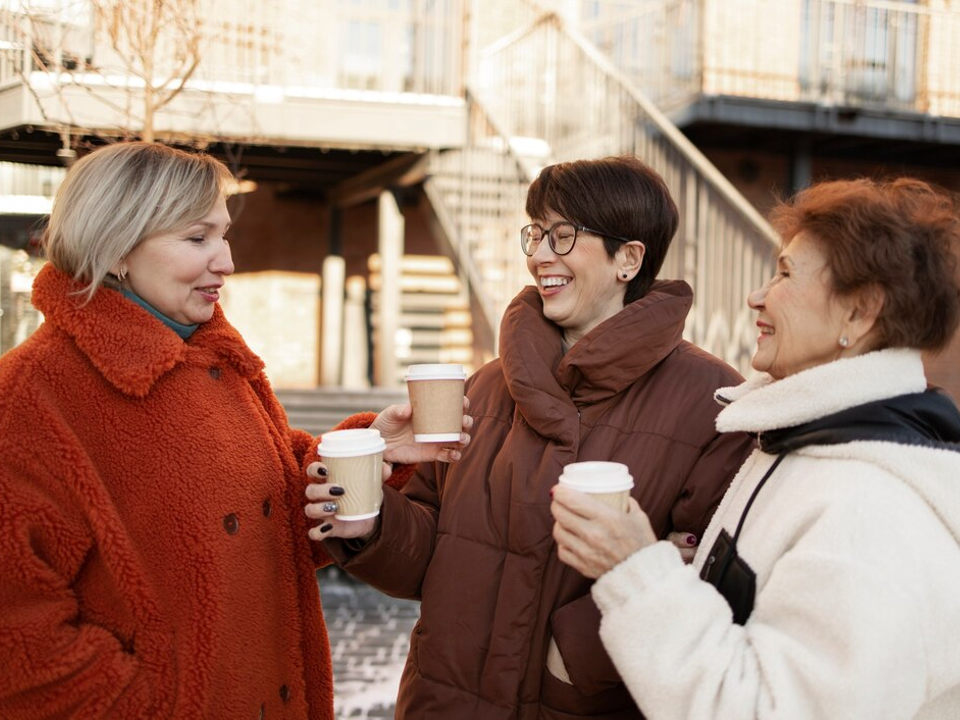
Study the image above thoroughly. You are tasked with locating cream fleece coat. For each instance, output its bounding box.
[592,348,960,720]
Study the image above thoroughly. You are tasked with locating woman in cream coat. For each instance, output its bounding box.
[551,177,960,720]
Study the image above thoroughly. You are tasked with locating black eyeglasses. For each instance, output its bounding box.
[520,221,634,257]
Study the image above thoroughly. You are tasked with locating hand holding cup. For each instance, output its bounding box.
[550,462,658,579]
[372,397,472,466]
[405,364,468,443]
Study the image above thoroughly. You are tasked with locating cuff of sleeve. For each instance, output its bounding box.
[592,540,684,615]
[332,412,379,432]
[302,412,380,477]
[326,412,417,492]
[385,462,417,492]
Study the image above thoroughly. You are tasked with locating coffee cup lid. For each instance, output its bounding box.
[317,428,386,457]
[405,363,467,381]
[558,461,634,493]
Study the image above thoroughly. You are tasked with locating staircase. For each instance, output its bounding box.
[426,7,780,375]
[368,253,476,384]
[275,387,408,437]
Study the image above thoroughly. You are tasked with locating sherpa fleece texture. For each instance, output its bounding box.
[0,264,344,718]
[592,349,960,720]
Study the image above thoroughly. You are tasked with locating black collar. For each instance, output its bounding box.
[758,390,960,454]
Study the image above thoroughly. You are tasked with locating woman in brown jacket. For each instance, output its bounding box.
[306,155,754,719]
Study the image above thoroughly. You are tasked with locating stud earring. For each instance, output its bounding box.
[621,273,629,279]
[838,336,849,348]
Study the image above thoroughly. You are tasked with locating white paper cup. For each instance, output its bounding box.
[405,363,467,442]
[557,461,634,512]
[317,428,386,520]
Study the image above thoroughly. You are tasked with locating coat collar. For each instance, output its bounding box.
[714,348,927,434]
[32,264,264,397]
[497,281,692,440]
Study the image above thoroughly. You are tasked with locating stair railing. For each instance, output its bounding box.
[433,10,780,372]
[425,93,536,350]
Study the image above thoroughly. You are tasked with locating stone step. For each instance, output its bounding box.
[276,387,408,436]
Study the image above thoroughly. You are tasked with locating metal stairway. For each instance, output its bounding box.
[426,8,780,374]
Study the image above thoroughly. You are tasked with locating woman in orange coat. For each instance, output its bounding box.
[0,141,465,718]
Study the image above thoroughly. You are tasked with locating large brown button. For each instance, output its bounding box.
[279,685,290,702]
[223,513,239,534]
[262,499,272,517]
[209,367,221,379]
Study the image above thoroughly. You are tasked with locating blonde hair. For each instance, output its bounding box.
[42,142,234,301]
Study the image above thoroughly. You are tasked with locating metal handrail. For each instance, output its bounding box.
[426,93,534,347]
[431,10,779,372]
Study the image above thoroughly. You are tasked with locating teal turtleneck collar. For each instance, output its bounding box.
[120,288,199,340]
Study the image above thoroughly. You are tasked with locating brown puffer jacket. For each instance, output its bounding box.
[329,282,754,719]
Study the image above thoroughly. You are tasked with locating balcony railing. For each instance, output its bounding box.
[569,0,960,119]
[0,0,466,103]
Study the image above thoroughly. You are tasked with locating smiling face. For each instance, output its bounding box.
[747,232,854,379]
[525,209,635,346]
[119,196,234,325]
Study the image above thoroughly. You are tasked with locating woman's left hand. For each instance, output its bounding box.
[550,486,658,579]
[371,398,472,465]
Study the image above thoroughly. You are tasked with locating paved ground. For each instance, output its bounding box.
[318,566,420,719]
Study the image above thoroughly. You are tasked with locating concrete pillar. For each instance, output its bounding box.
[375,190,404,387]
[320,255,345,386]
[342,275,370,389]
[790,138,813,194]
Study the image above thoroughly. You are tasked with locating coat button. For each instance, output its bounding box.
[223,513,239,534]
[279,685,290,702]
[262,499,272,517]
[209,367,221,379]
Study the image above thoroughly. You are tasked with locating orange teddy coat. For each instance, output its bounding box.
[0,264,408,718]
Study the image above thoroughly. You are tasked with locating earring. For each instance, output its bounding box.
[116,267,127,284]
[838,336,849,348]
[621,273,629,279]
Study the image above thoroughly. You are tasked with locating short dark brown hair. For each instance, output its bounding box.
[770,177,960,352]
[525,155,679,303]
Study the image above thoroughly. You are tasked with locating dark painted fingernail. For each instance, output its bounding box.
[320,523,333,533]
[317,466,327,477]
[329,486,345,496]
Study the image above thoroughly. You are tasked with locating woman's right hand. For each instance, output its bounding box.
[371,398,472,465]
[303,462,380,542]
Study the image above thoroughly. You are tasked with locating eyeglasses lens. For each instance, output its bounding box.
[551,223,577,255]
[521,223,578,256]
[521,225,541,256]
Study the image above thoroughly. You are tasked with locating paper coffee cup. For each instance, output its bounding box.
[557,461,634,512]
[405,363,467,442]
[317,428,386,521]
